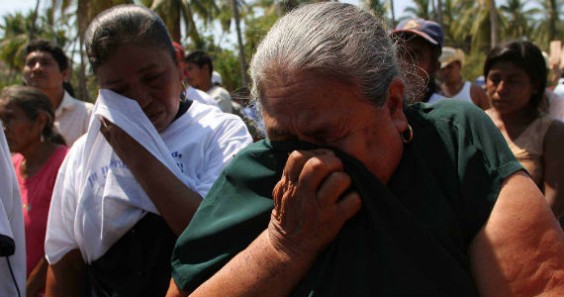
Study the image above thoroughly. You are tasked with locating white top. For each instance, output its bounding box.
[0,124,26,297]
[427,92,448,104]
[208,86,233,113]
[547,87,564,122]
[187,86,219,108]
[54,91,94,146]
[448,81,473,103]
[45,90,252,264]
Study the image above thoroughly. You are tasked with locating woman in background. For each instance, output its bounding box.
[485,41,564,220]
[0,86,67,297]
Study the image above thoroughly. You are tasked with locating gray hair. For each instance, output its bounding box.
[84,4,177,72]
[250,2,399,107]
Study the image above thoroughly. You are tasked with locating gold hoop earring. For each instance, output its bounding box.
[402,124,414,144]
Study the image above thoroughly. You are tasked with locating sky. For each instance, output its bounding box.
[0,0,414,20]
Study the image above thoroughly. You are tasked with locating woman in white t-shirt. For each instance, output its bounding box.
[44,5,252,297]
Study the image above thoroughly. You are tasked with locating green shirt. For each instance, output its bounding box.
[172,100,522,296]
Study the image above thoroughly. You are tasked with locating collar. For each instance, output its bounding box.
[55,90,75,117]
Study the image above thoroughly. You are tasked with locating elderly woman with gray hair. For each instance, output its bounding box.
[169,3,564,296]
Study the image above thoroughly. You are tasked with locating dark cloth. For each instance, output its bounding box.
[86,213,176,297]
[171,100,523,296]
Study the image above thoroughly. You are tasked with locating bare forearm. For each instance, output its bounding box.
[127,153,202,235]
[45,249,85,297]
[26,257,48,297]
[191,230,318,297]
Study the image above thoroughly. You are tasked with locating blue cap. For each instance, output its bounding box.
[393,18,444,49]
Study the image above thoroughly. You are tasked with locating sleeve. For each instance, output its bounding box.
[419,101,524,245]
[195,115,253,197]
[44,146,81,264]
[171,141,281,292]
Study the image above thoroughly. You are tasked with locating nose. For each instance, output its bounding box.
[494,80,507,94]
[31,61,43,72]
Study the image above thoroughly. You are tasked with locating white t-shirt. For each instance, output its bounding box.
[186,86,219,108]
[45,94,252,264]
[546,87,564,122]
[55,91,94,146]
[0,124,26,297]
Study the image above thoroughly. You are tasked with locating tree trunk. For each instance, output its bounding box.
[488,0,498,49]
[390,0,395,26]
[29,0,40,40]
[436,0,443,28]
[549,0,557,42]
[232,0,249,87]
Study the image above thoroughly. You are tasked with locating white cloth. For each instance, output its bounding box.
[45,89,252,264]
[207,86,233,113]
[0,123,26,297]
[546,88,564,121]
[187,86,218,107]
[553,78,564,98]
[54,91,94,146]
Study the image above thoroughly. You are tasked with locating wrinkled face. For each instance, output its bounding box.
[96,43,183,132]
[0,102,43,153]
[261,73,407,183]
[438,61,461,84]
[23,51,68,92]
[184,62,209,90]
[486,61,536,115]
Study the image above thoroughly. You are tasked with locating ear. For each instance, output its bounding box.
[61,68,70,82]
[35,111,49,136]
[386,78,408,134]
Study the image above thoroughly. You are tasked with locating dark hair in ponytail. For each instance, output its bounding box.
[0,86,66,145]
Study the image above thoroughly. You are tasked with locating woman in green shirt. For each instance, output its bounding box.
[169,3,564,296]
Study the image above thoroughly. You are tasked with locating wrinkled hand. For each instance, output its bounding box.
[99,117,146,166]
[269,149,362,260]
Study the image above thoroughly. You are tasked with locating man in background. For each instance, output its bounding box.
[184,50,233,113]
[438,47,490,110]
[23,39,93,146]
[391,18,446,104]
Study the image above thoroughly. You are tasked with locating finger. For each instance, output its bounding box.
[316,171,352,205]
[336,191,362,222]
[283,150,314,184]
[298,151,344,193]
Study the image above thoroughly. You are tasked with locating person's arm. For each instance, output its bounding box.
[543,120,564,219]
[470,83,490,110]
[44,249,85,297]
[100,118,202,235]
[470,171,564,296]
[26,257,48,297]
[175,149,361,297]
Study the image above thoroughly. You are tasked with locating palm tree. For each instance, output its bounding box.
[365,0,387,18]
[534,0,564,51]
[144,0,218,46]
[455,0,504,51]
[499,0,538,40]
[401,0,430,21]
[0,10,68,85]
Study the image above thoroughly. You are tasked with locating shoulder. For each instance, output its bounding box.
[407,100,492,129]
[64,92,94,113]
[544,116,564,150]
[188,100,246,128]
